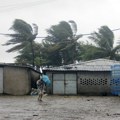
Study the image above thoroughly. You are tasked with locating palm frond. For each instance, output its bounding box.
[6,44,25,52]
[89,26,114,51]
[59,21,73,37]
[3,34,28,45]
[99,26,114,49]
[47,21,73,40]
[61,41,76,51]
[10,19,33,36]
[112,45,120,53]
[69,20,77,35]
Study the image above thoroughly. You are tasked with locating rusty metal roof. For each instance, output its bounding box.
[44,59,120,71]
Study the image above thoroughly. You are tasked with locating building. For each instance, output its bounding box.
[44,59,120,95]
[0,64,40,95]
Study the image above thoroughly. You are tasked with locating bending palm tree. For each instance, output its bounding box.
[44,20,82,65]
[89,26,120,60]
[3,19,38,66]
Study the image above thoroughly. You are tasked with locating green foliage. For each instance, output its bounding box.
[15,42,45,66]
[46,21,73,42]
[3,19,38,66]
[79,43,106,60]
[87,26,120,60]
[4,19,120,66]
[43,20,82,65]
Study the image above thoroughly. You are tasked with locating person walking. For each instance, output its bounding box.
[36,71,51,101]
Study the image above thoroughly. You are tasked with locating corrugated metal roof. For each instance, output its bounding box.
[71,59,120,66]
[46,65,111,71]
[44,59,120,71]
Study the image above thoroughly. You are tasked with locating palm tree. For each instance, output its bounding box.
[3,19,38,66]
[44,20,82,65]
[88,26,120,60]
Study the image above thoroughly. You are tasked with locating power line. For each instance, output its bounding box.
[0,27,120,37]
[112,28,120,31]
[0,33,6,35]
[81,28,120,36]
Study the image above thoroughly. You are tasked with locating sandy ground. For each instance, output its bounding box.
[0,95,120,120]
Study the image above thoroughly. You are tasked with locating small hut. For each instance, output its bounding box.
[44,59,120,95]
[0,64,40,95]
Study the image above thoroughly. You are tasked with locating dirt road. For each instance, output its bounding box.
[0,95,120,120]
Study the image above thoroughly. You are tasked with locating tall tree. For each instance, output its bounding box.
[3,19,38,66]
[43,20,82,65]
[15,43,45,66]
[78,42,103,61]
[88,26,120,60]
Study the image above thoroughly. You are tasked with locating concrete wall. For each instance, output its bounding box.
[2,67,111,96]
[30,70,40,82]
[46,71,111,95]
[4,66,31,95]
[77,71,111,95]
[30,69,40,88]
[0,65,41,95]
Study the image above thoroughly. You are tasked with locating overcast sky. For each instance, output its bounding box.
[0,0,120,63]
